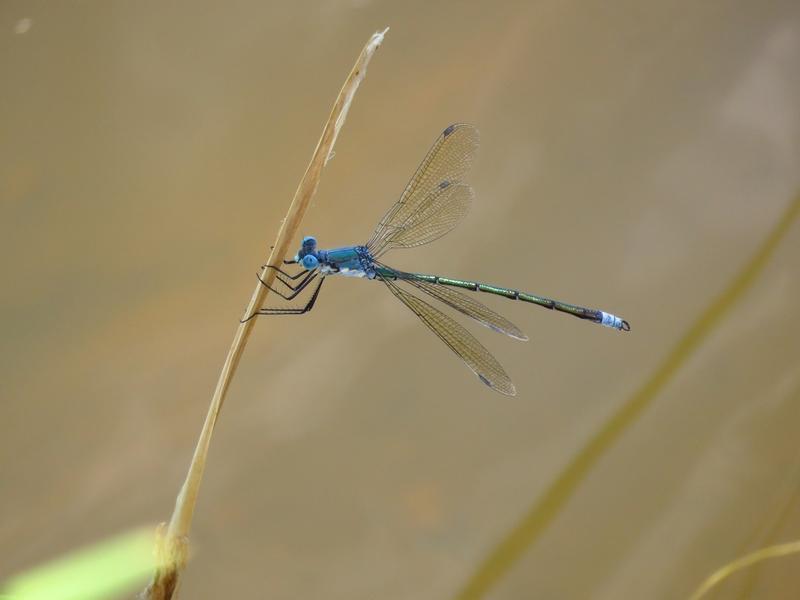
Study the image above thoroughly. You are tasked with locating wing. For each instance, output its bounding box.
[402,276,528,341]
[379,274,516,396]
[367,124,479,257]
[369,182,474,253]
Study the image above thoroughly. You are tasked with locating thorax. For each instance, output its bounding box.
[317,245,375,278]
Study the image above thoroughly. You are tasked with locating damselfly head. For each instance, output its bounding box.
[302,236,317,250]
[295,236,318,262]
[301,254,319,270]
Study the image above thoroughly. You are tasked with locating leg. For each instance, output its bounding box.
[259,270,310,292]
[257,271,317,300]
[261,266,316,290]
[266,246,297,266]
[241,277,324,322]
[258,264,312,293]
[261,263,308,281]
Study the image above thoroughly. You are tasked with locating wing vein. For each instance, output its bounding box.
[367,124,479,256]
[378,273,516,396]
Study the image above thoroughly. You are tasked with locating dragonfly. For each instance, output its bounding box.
[245,124,629,396]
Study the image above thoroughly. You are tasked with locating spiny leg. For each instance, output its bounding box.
[260,267,317,292]
[266,247,299,267]
[272,272,297,291]
[240,277,324,322]
[261,263,309,281]
[256,271,317,300]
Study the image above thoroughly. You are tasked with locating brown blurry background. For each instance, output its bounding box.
[2,1,800,598]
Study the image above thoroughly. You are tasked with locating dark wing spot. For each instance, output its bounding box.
[438,180,450,189]
[478,374,492,387]
[443,124,456,137]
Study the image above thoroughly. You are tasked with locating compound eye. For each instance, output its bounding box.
[301,254,319,270]
[302,236,317,250]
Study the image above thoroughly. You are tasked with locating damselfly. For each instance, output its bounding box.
[246,124,629,395]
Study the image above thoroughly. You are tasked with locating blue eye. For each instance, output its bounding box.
[302,255,319,270]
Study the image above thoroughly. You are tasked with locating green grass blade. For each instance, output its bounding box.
[454,191,800,599]
[1,526,156,600]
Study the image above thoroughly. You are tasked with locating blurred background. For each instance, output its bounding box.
[2,1,799,598]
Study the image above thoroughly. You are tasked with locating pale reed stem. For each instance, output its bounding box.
[141,27,389,600]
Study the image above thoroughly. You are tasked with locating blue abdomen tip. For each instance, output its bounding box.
[600,311,629,331]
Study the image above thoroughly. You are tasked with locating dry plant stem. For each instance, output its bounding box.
[689,540,800,600]
[141,27,388,600]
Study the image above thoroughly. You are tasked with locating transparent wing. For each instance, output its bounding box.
[367,124,479,257]
[379,274,516,396]
[402,276,528,341]
[369,182,474,253]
